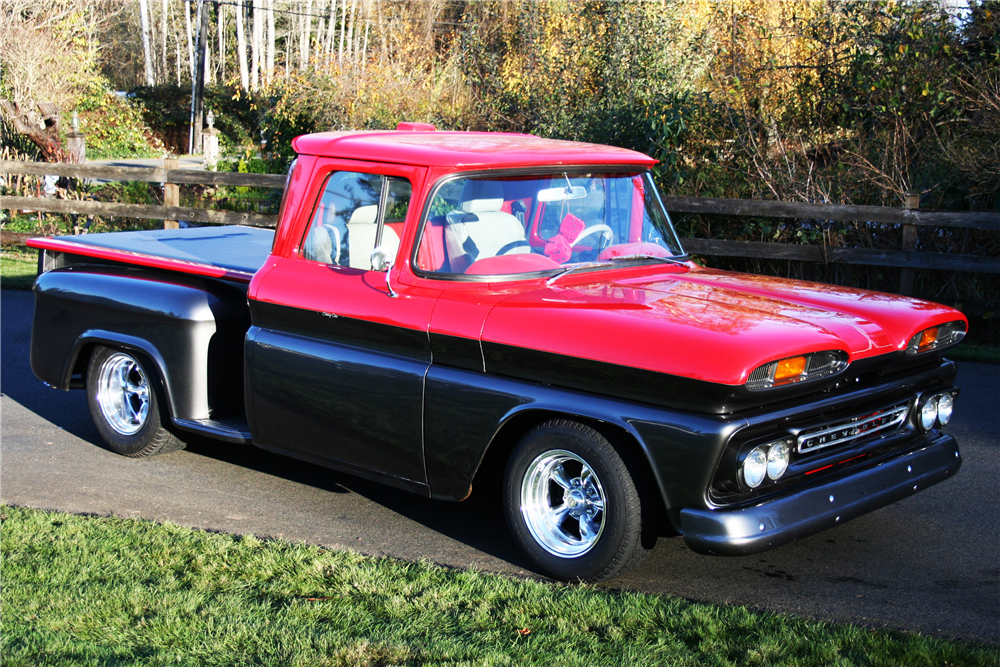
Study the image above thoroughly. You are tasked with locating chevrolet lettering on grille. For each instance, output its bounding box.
[797,403,910,454]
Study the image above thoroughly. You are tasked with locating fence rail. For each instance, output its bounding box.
[660,195,1000,230]
[0,160,287,189]
[2,159,999,275]
[0,195,277,228]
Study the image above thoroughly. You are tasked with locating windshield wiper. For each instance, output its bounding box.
[607,253,689,266]
[545,261,612,286]
[545,255,689,286]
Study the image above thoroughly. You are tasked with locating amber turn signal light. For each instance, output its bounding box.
[746,351,849,391]
[919,327,939,348]
[774,356,807,382]
[906,321,966,356]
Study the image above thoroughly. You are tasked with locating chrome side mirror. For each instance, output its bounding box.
[371,245,395,272]
[370,245,398,298]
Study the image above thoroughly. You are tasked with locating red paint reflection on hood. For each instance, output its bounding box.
[481,266,966,385]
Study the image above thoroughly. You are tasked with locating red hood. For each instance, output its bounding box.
[481,266,966,386]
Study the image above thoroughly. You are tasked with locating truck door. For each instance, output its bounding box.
[246,162,439,493]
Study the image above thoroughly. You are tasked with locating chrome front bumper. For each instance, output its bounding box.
[680,433,961,556]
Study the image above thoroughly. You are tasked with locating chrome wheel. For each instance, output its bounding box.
[95,352,150,436]
[520,449,607,557]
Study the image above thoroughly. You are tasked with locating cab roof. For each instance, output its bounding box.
[291,130,657,169]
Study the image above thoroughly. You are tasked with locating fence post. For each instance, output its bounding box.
[899,190,920,295]
[163,156,179,229]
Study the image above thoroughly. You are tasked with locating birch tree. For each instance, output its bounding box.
[250,0,260,88]
[361,0,371,71]
[173,2,182,84]
[235,0,249,90]
[266,0,275,85]
[339,0,347,64]
[185,0,195,80]
[300,0,314,71]
[322,0,337,65]
[347,0,357,61]
[161,0,169,81]
[217,1,224,84]
[139,0,154,84]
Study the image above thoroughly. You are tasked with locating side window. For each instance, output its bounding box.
[301,172,411,270]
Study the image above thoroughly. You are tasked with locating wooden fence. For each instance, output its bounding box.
[3,159,999,281]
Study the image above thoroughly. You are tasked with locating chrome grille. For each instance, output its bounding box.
[797,402,910,454]
[747,364,774,387]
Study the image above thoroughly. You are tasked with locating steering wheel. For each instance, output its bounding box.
[573,224,614,250]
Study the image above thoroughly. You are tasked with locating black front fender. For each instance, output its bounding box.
[422,364,745,524]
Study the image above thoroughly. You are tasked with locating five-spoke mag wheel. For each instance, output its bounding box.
[86,346,184,457]
[520,449,607,557]
[505,419,649,582]
[95,352,150,436]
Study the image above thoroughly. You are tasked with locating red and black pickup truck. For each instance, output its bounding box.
[28,125,966,582]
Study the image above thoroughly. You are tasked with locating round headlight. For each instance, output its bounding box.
[937,392,954,426]
[919,397,939,431]
[743,446,768,489]
[767,440,790,480]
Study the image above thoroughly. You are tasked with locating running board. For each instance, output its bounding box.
[173,416,252,444]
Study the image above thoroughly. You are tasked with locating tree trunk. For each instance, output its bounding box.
[185,0,195,80]
[204,6,212,86]
[322,0,335,64]
[236,0,249,91]
[218,1,226,84]
[174,4,183,86]
[162,0,169,81]
[194,0,209,142]
[376,0,384,67]
[266,0,275,84]
[361,0,370,71]
[348,0,357,61]
[250,0,260,89]
[0,100,67,162]
[300,0,314,71]
[339,0,347,64]
[316,0,326,58]
[285,21,291,79]
[139,0,155,85]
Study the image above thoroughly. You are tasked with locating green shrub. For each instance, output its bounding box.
[75,82,166,159]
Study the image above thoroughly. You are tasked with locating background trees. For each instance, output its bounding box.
[3,0,996,209]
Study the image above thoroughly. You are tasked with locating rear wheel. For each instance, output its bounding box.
[504,419,648,582]
[86,346,184,457]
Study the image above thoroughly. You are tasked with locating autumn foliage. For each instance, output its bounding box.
[2,1,998,325]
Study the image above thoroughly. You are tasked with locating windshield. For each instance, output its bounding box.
[414,171,686,278]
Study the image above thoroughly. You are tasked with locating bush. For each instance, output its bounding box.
[75,82,166,159]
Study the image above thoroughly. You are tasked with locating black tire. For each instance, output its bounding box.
[86,346,185,457]
[504,419,648,582]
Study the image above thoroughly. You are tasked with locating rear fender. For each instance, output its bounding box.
[31,266,250,420]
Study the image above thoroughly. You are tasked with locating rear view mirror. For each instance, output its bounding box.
[537,185,587,203]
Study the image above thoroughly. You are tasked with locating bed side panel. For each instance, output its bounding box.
[31,265,251,420]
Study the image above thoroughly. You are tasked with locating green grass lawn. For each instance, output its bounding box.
[2,505,997,667]
[0,248,38,290]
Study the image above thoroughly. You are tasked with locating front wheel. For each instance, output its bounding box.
[86,346,184,457]
[504,419,648,582]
